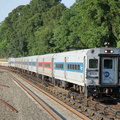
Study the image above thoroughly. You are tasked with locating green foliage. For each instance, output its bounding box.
[33,3,66,54]
[0,0,65,57]
[34,26,53,54]
[51,0,120,52]
[0,39,7,58]
[0,0,120,58]
[75,0,120,47]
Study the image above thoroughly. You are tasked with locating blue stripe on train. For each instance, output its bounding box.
[54,62,84,73]
[66,62,84,73]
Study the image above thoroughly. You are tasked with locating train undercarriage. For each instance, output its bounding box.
[12,67,120,101]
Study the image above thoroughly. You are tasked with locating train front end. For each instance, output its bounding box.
[86,48,120,98]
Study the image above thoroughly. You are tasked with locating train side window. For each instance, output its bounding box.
[62,64,63,68]
[72,64,74,70]
[45,63,50,67]
[89,59,98,68]
[104,59,112,69]
[55,64,63,69]
[78,65,80,70]
[68,64,81,70]
[70,64,72,69]
[39,63,42,66]
[60,64,62,68]
[75,65,77,70]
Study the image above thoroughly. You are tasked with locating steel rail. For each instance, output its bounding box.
[0,84,9,88]
[11,72,90,120]
[17,72,120,120]
[8,72,62,120]
[0,99,18,113]
[1,68,120,119]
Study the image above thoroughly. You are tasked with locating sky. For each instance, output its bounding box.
[0,0,76,22]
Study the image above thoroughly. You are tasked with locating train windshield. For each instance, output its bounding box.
[104,59,112,69]
[89,59,98,68]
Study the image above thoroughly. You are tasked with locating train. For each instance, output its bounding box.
[8,47,120,98]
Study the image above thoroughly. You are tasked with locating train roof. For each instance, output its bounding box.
[53,47,120,57]
[9,47,120,59]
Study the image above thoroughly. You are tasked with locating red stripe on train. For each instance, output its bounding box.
[38,62,52,69]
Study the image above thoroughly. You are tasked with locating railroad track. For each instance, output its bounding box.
[1,67,120,120]
[0,99,18,113]
[8,72,62,120]
[1,69,88,120]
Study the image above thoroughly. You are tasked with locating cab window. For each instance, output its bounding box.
[104,59,112,69]
[89,59,98,68]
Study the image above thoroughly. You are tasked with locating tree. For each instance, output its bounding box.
[75,0,120,47]
[33,3,66,55]
[0,0,119,58]
[50,5,86,52]
[0,0,65,57]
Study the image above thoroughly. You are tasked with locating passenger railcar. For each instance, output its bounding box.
[8,57,15,68]
[38,54,55,78]
[28,56,38,73]
[8,47,120,98]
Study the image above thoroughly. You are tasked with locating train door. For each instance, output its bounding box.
[101,57,118,84]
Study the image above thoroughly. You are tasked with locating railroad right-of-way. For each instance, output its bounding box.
[0,70,86,120]
[1,66,120,120]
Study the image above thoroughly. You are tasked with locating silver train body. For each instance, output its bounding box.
[8,48,120,97]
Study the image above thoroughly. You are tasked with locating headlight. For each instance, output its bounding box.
[110,50,114,53]
[104,50,114,53]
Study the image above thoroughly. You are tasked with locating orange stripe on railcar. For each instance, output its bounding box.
[38,62,52,69]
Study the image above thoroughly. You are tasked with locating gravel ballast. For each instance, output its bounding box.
[0,71,82,120]
[0,71,54,120]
